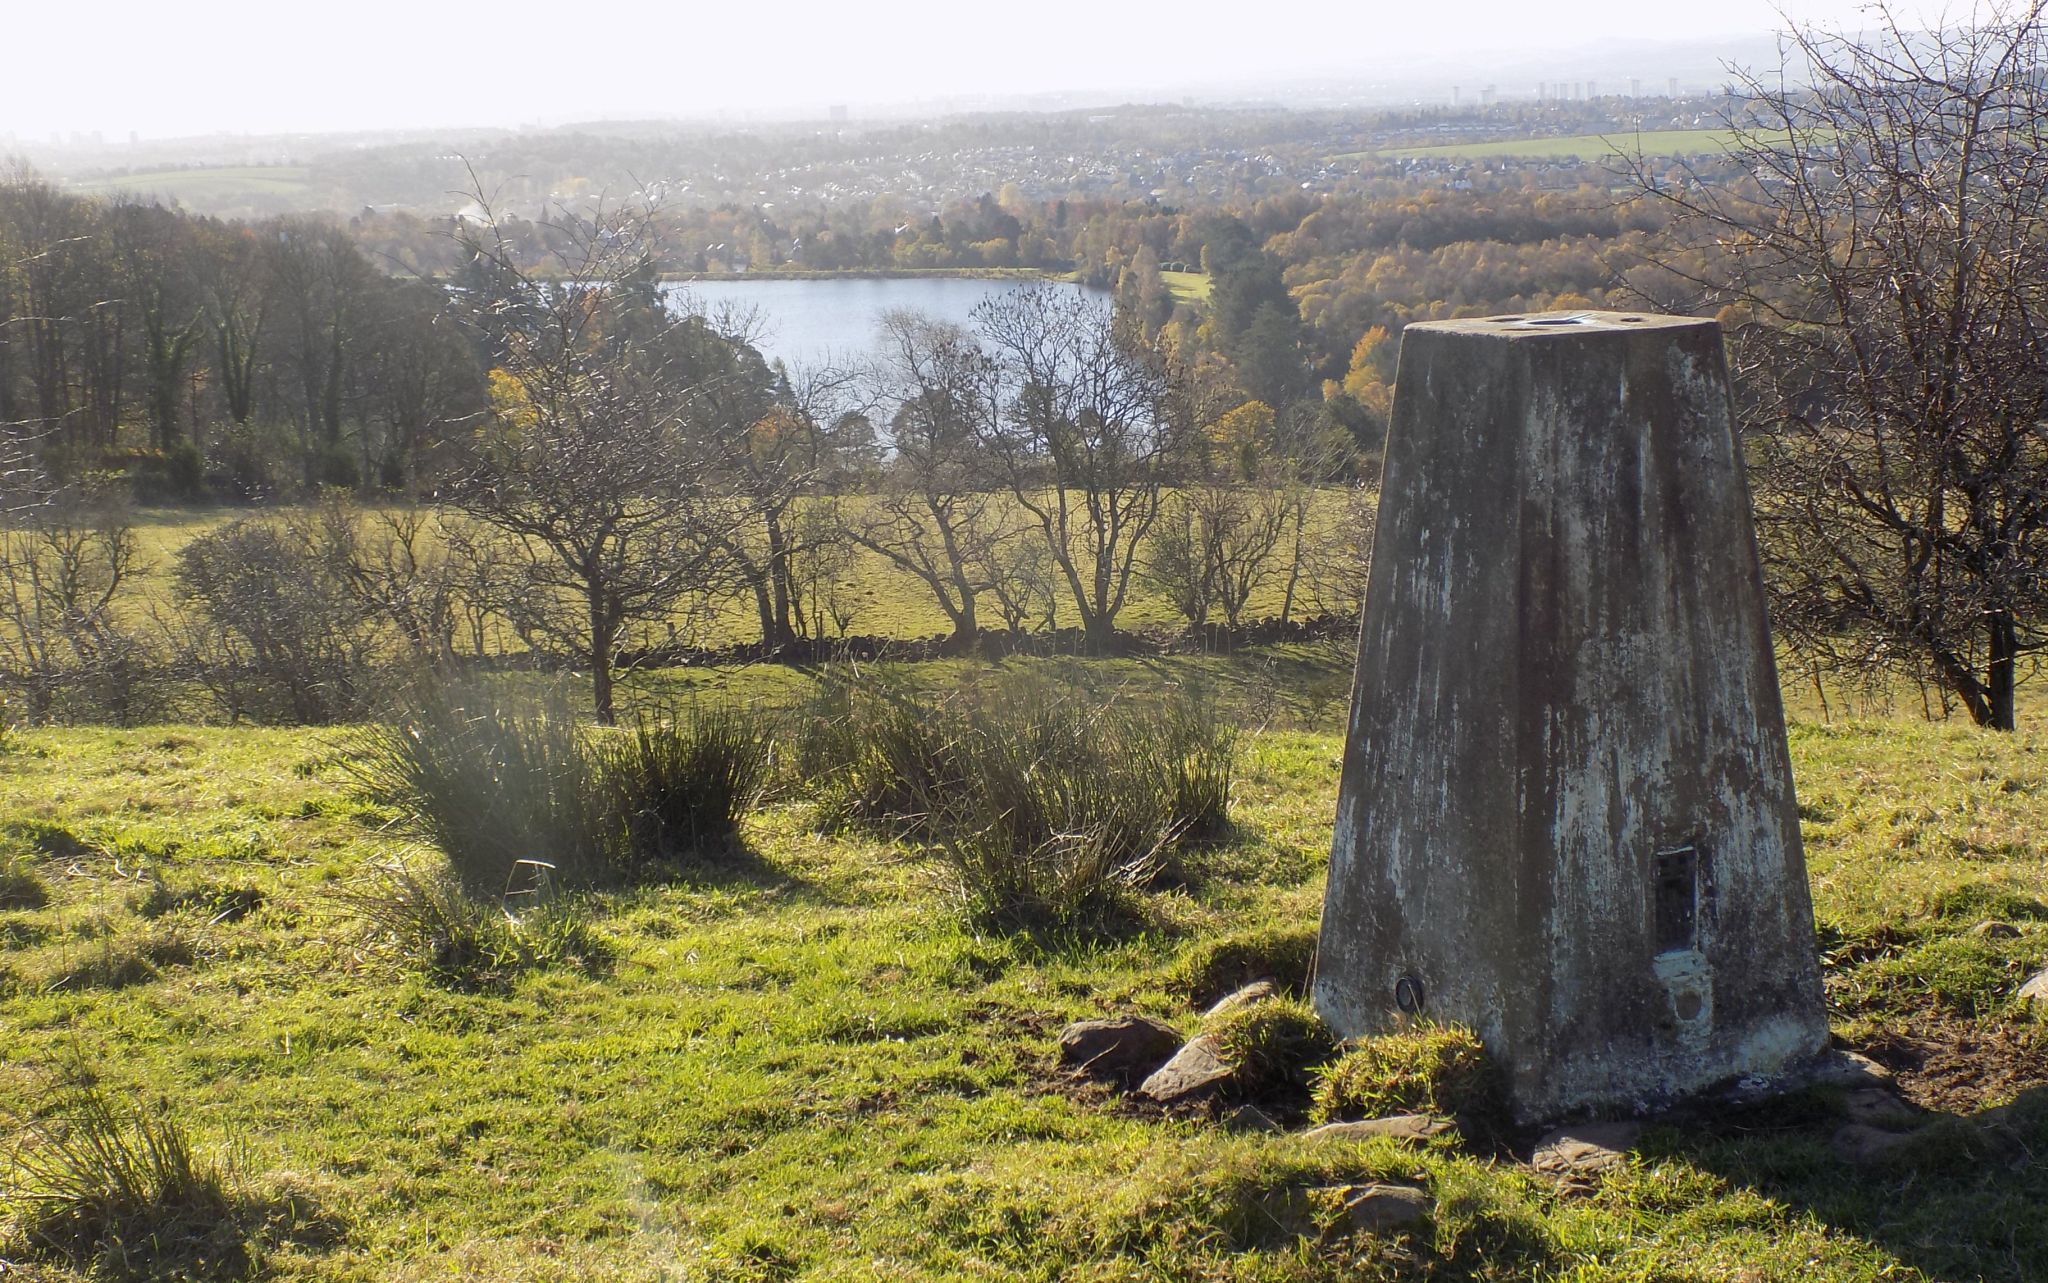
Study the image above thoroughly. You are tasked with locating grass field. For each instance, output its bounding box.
[1,649,2044,1281]
[1161,271,1213,306]
[113,495,1361,655]
[1333,128,1802,164]
[64,166,316,204]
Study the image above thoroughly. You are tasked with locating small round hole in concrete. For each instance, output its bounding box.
[1394,974,1426,1014]
[1673,991,1703,1021]
[1619,316,1646,323]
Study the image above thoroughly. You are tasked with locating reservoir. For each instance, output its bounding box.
[659,275,1104,370]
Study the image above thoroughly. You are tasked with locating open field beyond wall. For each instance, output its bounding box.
[113,492,1366,658]
[1,650,2045,1282]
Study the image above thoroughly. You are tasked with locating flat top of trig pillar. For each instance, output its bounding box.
[1410,310,1715,338]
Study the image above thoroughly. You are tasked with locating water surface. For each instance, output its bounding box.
[660,276,1104,370]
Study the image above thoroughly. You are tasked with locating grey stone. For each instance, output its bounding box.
[1807,1049,1895,1089]
[1323,1183,1432,1233]
[2018,967,2048,1009]
[1058,1016,1182,1080]
[1840,1088,1918,1129]
[1222,1105,1284,1134]
[1139,1033,1234,1105]
[1203,980,1278,1021]
[1304,1114,1452,1144]
[1531,1122,1640,1175]
[1832,1122,1913,1164]
[1313,312,1830,1125]
[1968,920,2021,941]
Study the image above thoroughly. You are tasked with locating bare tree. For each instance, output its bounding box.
[1630,1,2048,728]
[688,343,854,654]
[448,192,726,723]
[173,514,380,724]
[850,310,1006,646]
[0,480,161,724]
[972,287,1193,650]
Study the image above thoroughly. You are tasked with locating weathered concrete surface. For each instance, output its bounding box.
[1313,311,1830,1124]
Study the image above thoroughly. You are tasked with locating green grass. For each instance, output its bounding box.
[108,492,1362,657]
[1,657,2045,1279]
[1334,128,1804,163]
[1161,270,1212,306]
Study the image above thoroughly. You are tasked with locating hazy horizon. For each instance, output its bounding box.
[3,0,1894,142]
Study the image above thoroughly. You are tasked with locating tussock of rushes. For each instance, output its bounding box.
[335,860,612,992]
[349,692,776,892]
[346,690,618,893]
[793,671,1238,927]
[600,708,774,866]
[5,1084,245,1276]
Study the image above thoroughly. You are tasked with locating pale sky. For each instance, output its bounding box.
[1,0,1898,140]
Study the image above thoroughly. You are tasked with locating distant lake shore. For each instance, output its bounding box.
[658,274,1107,368]
[657,266,1077,283]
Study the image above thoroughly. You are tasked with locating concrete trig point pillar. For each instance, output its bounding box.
[1314,311,1828,1123]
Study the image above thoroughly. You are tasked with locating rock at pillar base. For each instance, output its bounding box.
[1312,311,1830,1125]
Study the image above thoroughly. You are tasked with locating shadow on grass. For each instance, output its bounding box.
[1641,1078,2048,1283]
[15,1184,349,1283]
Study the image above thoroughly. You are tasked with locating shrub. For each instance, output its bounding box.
[347,690,621,893]
[174,518,378,724]
[5,1084,245,1277]
[602,708,773,866]
[1309,1023,1500,1125]
[793,670,1239,926]
[1211,997,1340,1098]
[0,486,171,726]
[337,860,613,993]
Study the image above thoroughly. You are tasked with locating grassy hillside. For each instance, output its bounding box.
[1,652,2044,1281]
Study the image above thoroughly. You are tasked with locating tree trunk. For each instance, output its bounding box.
[1082,610,1116,654]
[589,594,616,726]
[1278,505,1307,626]
[1986,612,2018,732]
[745,570,779,654]
[763,510,797,649]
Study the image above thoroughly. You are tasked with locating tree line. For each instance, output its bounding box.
[9,0,2047,731]
[2,191,1375,727]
